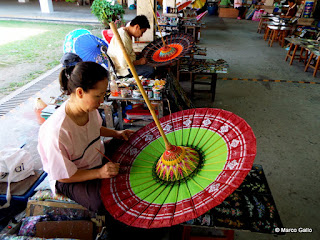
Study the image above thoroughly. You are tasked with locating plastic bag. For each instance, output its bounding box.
[0,147,35,208]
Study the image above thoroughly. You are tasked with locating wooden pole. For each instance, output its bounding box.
[109,22,172,150]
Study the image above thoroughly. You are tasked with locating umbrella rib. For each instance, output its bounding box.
[133,183,172,227]
[196,174,215,182]
[133,157,155,165]
[201,169,223,172]
[190,178,205,190]
[147,183,175,228]
[106,182,164,221]
[130,171,150,174]
[185,110,197,146]
[180,111,184,147]
[169,181,181,226]
[116,181,160,210]
[195,109,223,148]
[136,150,162,160]
[203,139,228,154]
[168,111,177,146]
[203,159,226,166]
[190,108,210,146]
[127,182,168,226]
[131,165,153,169]
[120,140,162,161]
[130,178,156,189]
[202,113,242,151]
[145,124,166,151]
[184,180,199,218]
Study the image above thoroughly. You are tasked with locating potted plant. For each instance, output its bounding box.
[91,0,125,28]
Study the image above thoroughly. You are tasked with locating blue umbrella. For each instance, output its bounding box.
[74,34,109,67]
[63,29,91,53]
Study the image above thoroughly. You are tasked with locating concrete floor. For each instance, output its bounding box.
[0,1,319,239]
[187,17,320,240]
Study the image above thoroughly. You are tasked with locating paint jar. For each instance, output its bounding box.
[120,88,130,98]
[132,90,142,99]
[152,87,161,100]
[147,89,153,99]
[110,75,119,97]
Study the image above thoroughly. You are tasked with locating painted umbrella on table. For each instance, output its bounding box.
[74,34,109,66]
[63,29,91,53]
[196,10,208,22]
[140,33,194,67]
[177,1,193,12]
[100,108,256,229]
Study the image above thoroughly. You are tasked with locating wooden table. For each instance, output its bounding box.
[177,57,228,102]
[108,95,164,130]
[284,37,309,65]
[285,38,320,76]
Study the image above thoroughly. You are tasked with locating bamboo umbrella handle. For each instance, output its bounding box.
[109,22,172,150]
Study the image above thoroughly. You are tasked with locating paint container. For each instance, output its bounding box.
[147,89,153,99]
[120,88,130,98]
[152,87,161,100]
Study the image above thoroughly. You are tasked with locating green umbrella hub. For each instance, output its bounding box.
[155,145,201,181]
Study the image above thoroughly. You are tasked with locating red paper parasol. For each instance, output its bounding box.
[141,33,194,67]
[177,1,193,12]
[101,108,256,228]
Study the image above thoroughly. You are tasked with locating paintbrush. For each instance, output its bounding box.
[95,148,114,163]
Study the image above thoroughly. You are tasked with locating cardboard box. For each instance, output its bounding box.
[218,7,239,18]
[26,200,95,218]
[36,221,93,240]
[261,6,275,13]
[297,17,315,26]
[264,0,274,6]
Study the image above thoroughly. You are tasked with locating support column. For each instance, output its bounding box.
[137,0,155,42]
[39,0,54,13]
[163,0,176,14]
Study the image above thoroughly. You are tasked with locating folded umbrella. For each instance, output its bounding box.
[74,34,109,66]
[63,29,91,53]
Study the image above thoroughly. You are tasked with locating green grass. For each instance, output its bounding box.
[0,20,103,94]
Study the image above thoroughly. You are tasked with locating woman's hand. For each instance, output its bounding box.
[98,162,120,179]
[114,129,135,141]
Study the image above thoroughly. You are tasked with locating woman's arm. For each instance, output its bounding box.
[58,162,120,183]
[100,126,118,138]
[100,126,135,140]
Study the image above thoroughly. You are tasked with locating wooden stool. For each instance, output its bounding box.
[285,43,308,65]
[268,26,291,47]
[263,25,272,41]
[268,26,281,47]
[185,25,197,42]
[257,18,268,33]
[304,52,320,77]
[264,22,286,41]
[278,27,292,47]
[190,72,217,102]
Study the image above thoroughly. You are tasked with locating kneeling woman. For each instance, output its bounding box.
[37,61,133,215]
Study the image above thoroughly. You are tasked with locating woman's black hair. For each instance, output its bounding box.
[59,61,109,95]
[130,15,150,29]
